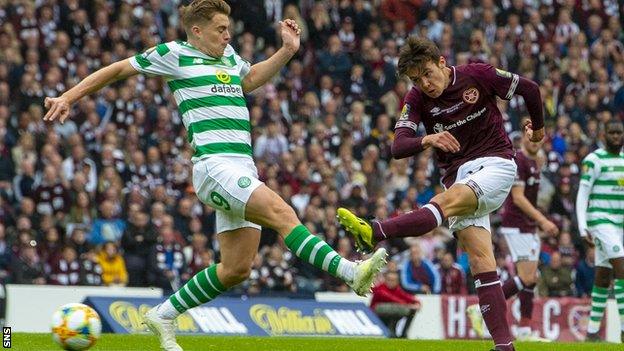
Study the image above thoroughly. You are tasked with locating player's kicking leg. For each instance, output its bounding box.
[245,184,388,296]
[338,157,518,350]
[336,184,475,253]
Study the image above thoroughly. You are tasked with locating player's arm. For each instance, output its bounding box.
[510,185,558,235]
[576,158,598,243]
[392,95,460,159]
[242,19,300,93]
[44,59,138,123]
[514,77,544,142]
[480,64,544,141]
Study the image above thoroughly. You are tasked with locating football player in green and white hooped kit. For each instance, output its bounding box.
[42,1,388,350]
[576,118,624,343]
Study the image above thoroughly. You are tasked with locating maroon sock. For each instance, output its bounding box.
[474,271,514,350]
[518,284,535,325]
[502,276,523,299]
[373,202,444,242]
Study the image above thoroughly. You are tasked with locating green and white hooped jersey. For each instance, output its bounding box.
[129,41,251,163]
[580,149,624,230]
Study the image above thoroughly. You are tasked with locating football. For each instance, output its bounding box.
[51,303,102,351]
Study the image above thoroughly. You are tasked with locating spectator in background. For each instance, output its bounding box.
[254,121,289,164]
[89,200,126,245]
[437,252,467,295]
[183,233,211,277]
[371,270,420,338]
[147,226,187,295]
[122,211,157,287]
[33,165,70,217]
[38,226,63,267]
[97,241,128,287]
[318,35,352,85]
[173,197,194,242]
[68,227,93,258]
[259,245,296,293]
[400,243,441,294]
[11,243,46,285]
[80,249,102,286]
[65,191,96,236]
[538,252,574,297]
[380,0,423,32]
[575,247,595,298]
[48,246,80,286]
[0,224,9,279]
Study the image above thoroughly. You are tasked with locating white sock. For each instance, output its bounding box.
[157,299,181,320]
[336,259,356,282]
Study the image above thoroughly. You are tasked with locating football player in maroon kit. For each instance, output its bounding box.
[337,37,545,351]
[467,118,558,342]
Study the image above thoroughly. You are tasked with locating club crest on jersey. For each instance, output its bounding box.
[462,87,479,104]
[433,123,445,133]
[216,70,232,84]
[399,104,410,120]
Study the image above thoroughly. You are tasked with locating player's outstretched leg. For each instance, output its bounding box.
[284,224,387,295]
[246,185,388,296]
[336,201,445,253]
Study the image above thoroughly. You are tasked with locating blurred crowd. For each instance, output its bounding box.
[0,0,622,302]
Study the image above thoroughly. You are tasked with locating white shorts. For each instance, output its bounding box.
[500,227,541,262]
[590,227,624,268]
[192,156,262,233]
[447,157,517,232]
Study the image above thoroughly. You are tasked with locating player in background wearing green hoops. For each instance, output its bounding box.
[576,119,624,343]
[42,1,387,350]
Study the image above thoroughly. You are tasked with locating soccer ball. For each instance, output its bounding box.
[51,303,102,350]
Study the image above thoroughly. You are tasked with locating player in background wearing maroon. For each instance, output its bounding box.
[337,37,545,351]
[467,118,558,342]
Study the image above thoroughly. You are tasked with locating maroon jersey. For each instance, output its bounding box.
[501,150,541,232]
[397,64,517,187]
[438,263,467,295]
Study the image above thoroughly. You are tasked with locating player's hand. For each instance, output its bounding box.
[423,131,461,153]
[43,95,72,123]
[524,121,544,142]
[539,219,559,236]
[583,230,594,247]
[279,19,301,53]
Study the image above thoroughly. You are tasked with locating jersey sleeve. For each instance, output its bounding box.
[394,89,421,132]
[470,63,519,101]
[580,154,600,186]
[129,42,178,78]
[237,54,251,79]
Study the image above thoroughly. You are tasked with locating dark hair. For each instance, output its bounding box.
[397,36,441,78]
[179,0,231,32]
[605,118,623,131]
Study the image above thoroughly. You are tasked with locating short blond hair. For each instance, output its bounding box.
[179,0,231,32]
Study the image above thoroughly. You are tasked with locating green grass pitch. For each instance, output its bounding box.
[11,333,622,351]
